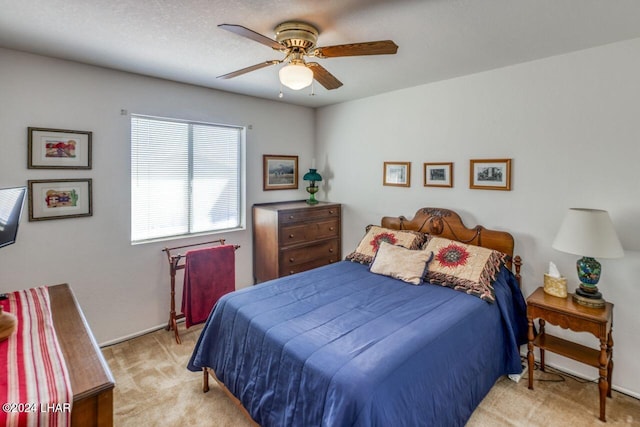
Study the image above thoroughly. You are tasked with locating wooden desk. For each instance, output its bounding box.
[526,287,613,422]
[49,284,115,427]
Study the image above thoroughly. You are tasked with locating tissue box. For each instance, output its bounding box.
[544,274,568,298]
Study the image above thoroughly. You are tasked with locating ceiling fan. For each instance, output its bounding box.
[217,21,398,92]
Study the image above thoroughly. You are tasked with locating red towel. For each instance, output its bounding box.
[182,245,235,328]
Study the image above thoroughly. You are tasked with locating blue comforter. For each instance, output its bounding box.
[188,261,527,427]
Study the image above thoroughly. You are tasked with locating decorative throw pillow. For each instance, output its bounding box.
[345,225,428,265]
[423,236,506,302]
[369,241,434,285]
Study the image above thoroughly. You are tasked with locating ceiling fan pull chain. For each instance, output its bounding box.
[278,82,284,99]
[310,80,315,97]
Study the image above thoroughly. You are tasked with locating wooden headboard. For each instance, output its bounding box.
[381,207,521,282]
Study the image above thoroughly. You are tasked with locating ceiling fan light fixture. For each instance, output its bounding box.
[279,63,313,90]
[218,22,397,93]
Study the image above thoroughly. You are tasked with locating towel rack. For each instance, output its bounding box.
[162,239,240,344]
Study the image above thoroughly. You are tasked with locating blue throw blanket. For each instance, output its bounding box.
[189,261,527,427]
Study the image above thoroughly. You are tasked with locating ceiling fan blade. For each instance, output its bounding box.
[313,40,398,58]
[217,60,281,79]
[307,63,343,90]
[218,24,283,50]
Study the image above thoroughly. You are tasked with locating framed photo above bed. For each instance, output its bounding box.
[263,155,298,191]
[28,127,92,169]
[470,158,512,191]
[424,162,453,188]
[383,161,411,187]
[28,178,93,221]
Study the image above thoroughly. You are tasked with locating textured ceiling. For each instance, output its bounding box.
[1,0,640,108]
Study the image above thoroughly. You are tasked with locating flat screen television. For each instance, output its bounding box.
[0,186,27,249]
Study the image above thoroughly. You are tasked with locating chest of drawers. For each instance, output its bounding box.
[252,201,342,283]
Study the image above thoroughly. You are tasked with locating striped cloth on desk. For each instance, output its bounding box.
[0,286,72,427]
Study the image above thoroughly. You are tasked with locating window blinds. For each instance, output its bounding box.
[131,115,242,242]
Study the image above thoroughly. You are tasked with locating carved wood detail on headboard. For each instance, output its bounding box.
[381,207,521,283]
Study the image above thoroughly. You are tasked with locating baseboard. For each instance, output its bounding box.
[543,361,640,400]
[522,352,640,400]
[99,318,185,348]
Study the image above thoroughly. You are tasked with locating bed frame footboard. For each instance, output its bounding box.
[202,367,259,426]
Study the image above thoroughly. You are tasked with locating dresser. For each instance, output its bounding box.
[49,284,115,426]
[252,201,341,283]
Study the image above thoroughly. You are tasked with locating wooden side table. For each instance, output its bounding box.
[526,287,613,422]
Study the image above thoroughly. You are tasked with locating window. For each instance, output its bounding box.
[131,115,244,243]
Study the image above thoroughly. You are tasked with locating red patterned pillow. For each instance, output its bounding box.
[423,236,506,302]
[345,225,427,265]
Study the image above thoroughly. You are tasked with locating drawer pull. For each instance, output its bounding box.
[289,234,294,238]
[289,258,295,263]
[289,270,294,274]
[329,248,334,253]
[289,215,295,220]
[329,210,334,214]
[329,227,335,231]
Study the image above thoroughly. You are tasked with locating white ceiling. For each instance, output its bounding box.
[2,0,640,108]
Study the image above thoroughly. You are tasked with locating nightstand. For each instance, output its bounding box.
[526,287,613,422]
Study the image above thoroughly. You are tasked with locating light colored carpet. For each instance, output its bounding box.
[102,325,640,426]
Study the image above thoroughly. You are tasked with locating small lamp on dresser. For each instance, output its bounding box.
[552,208,624,308]
[303,168,322,205]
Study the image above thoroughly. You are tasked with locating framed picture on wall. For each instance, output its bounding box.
[383,161,411,187]
[28,127,92,169]
[263,155,299,190]
[28,178,93,221]
[469,158,512,191]
[424,162,453,188]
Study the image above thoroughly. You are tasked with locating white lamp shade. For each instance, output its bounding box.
[552,208,624,258]
[279,63,313,90]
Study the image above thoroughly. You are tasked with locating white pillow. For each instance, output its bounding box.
[369,241,433,285]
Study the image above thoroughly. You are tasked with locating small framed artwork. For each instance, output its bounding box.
[28,127,92,169]
[383,161,411,187]
[28,179,93,221]
[263,155,298,191]
[469,158,512,191]
[424,162,453,188]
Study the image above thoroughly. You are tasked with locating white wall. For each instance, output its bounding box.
[316,38,640,397]
[0,48,314,344]
[2,36,639,397]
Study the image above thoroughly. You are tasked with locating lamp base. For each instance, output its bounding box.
[305,185,319,205]
[572,285,606,309]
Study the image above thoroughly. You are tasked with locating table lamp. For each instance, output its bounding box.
[303,168,322,205]
[552,208,623,308]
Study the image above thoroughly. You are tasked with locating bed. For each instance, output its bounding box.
[188,207,528,426]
